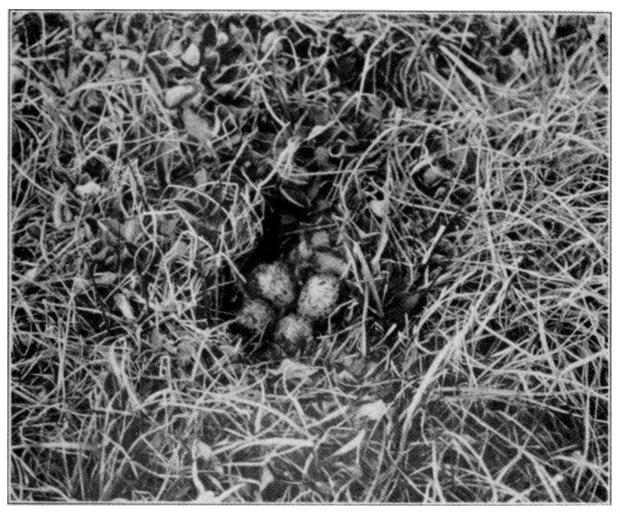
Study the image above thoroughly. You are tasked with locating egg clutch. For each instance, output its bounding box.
[233,230,348,358]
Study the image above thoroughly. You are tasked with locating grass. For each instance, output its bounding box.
[10,12,608,503]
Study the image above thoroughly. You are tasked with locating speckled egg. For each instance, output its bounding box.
[236,297,275,334]
[297,273,341,320]
[274,313,314,356]
[248,261,296,310]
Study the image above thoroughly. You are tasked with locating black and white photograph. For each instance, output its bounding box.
[8,9,610,504]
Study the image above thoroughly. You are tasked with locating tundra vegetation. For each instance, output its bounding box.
[10,12,608,502]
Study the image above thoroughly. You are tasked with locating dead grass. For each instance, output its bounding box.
[10,12,608,502]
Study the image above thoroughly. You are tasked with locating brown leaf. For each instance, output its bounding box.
[313,251,349,278]
[75,180,104,198]
[181,43,201,67]
[24,266,39,282]
[147,20,172,53]
[182,107,219,146]
[114,293,135,321]
[332,430,365,457]
[310,230,330,249]
[355,399,391,421]
[10,65,24,85]
[261,30,280,54]
[259,466,275,492]
[121,218,140,243]
[52,184,70,229]
[274,359,318,382]
[369,198,388,218]
[106,58,133,80]
[307,124,330,141]
[165,38,184,58]
[216,31,229,47]
[194,167,209,186]
[164,84,196,107]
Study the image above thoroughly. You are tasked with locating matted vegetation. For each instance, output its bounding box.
[10,12,608,502]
